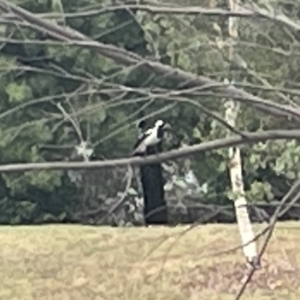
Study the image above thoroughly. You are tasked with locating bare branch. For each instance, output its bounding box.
[0,3,290,22]
[1,0,300,122]
[99,166,134,223]
[0,129,299,172]
[2,1,300,37]
[55,102,83,142]
[0,5,265,20]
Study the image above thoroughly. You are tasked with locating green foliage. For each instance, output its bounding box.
[5,82,32,103]
[247,181,273,203]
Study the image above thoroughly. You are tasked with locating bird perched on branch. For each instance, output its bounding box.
[132,119,171,156]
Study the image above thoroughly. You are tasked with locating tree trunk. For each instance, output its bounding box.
[225,0,259,268]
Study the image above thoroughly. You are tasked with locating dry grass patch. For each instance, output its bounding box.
[0,223,299,299]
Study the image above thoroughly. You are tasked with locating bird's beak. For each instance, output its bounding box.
[163,123,171,130]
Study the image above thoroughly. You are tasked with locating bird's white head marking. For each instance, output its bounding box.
[155,119,164,127]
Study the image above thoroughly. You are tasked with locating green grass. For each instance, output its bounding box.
[0,222,299,300]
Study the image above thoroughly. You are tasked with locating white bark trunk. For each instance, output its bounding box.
[226,0,259,266]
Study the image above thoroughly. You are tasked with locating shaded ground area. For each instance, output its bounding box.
[0,223,299,299]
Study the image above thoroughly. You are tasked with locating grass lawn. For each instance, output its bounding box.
[0,222,299,300]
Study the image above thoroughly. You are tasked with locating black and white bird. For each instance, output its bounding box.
[132,119,171,156]
[132,119,170,225]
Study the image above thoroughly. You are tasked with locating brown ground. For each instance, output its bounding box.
[0,223,299,300]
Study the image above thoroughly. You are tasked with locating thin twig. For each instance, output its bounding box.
[1,0,300,122]
[99,166,134,223]
[0,129,299,172]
